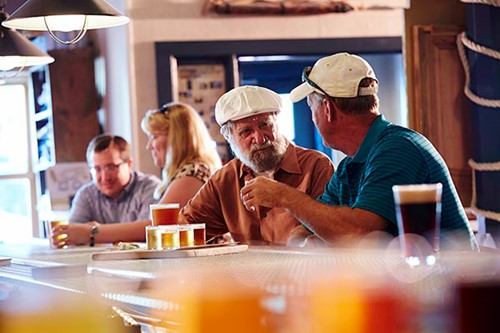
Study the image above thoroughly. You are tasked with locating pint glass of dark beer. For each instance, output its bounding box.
[392,183,442,266]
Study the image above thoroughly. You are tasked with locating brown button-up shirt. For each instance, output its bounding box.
[180,142,334,245]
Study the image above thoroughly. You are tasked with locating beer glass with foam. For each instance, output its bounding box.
[392,183,442,266]
[150,203,180,226]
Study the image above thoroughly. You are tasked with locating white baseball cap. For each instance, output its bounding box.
[215,86,282,126]
[290,52,378,102]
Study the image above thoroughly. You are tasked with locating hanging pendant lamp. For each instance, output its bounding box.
[0,9,54,72]
[1,0,130,45]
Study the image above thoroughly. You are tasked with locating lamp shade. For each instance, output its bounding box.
[1,0,130,31]
[0,12,54,71]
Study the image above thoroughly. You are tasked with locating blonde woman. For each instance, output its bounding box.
[143,102,222,206]
[52,103,221,246]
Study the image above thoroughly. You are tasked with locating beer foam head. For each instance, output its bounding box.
[392,183,442,204]
[150,203,180,210]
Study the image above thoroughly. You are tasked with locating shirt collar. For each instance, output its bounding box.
[238,140,301,178]
[118,171,136,197]
[351,115,390,163]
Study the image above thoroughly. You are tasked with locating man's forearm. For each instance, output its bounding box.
[95,220,150,243]
[241,177,387,242]
[279,188,386,242]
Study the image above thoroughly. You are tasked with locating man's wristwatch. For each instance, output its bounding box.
[89,225,99,247]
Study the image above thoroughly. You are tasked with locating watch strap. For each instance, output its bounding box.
[89,225,99,247]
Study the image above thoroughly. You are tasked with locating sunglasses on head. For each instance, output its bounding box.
[156,104,170,114]
[302,66,334,99]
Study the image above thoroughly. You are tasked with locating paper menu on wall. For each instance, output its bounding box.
[45,162,91,211]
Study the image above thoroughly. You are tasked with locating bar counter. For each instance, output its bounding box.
[1,239,499,333]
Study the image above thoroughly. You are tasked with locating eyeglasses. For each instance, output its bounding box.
[89,162,126,176]
[302,66,334,99]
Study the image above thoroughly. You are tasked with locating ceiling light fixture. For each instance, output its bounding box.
[0,7,54,75]
[1,0,130,45]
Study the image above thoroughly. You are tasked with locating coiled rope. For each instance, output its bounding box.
[460,0,500,6]
[468,160,500,221]
[457,0,500,221]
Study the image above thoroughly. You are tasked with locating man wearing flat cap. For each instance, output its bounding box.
[241,53,478,250]
[179,85,334,245]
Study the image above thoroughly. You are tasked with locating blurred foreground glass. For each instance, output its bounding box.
[392,183,442,267]
[150,203,180,225]
[149,271,270,333]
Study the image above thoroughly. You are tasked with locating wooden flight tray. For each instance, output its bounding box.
[91,243,248,261]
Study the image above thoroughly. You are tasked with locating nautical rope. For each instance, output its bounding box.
[468,160,500,171]
[461,33,500,61]
[456,0,500,221]
[456,32,500,108]
[460,0,500,7]
[468,160,500,222]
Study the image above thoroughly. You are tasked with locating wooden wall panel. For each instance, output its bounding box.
[48,47,101,163]
[412,25,472,206]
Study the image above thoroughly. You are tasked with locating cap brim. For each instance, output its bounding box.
[289,82,314,103]
[229,109,281,123]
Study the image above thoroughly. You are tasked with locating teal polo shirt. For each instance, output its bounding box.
[317,115,477,250]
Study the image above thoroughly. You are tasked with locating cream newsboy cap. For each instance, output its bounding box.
[290,52,378,102]
[215,85,282,126]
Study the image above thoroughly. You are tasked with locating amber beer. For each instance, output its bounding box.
[150,203,180,226]
[44,219,69,249]
[192,223,206,246]
[161,226,180,250]
[178,225,194,247]
[146,226,162,250]
[393,183,442,261]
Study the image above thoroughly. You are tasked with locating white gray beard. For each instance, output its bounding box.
[230,136,288,173]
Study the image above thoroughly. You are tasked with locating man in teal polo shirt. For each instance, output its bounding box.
[241,52,478,250]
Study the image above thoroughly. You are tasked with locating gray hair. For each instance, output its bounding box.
[219,112,279,141]
[219,121,234,141]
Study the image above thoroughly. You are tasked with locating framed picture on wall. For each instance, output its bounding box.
[177,63,231,162]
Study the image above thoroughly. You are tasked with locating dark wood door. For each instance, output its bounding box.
[48,47,101,162]
[412,25,472,206]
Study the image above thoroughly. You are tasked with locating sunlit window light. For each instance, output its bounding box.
[277,94,295,141]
